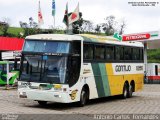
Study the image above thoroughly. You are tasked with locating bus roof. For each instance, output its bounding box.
[25,34,143,47]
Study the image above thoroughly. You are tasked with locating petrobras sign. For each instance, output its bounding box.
[122,31,159,42]
[123,33,150,41]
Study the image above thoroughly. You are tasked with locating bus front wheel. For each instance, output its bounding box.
[79,88,89,107]
[38,101,47,106]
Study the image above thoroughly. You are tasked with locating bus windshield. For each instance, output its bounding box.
[20,55,68,84]
[23,40,70,53]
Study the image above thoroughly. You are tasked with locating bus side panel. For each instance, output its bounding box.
[91,63,111,98]
[83,63,99,99]
[106,63,124,96]
[82,63,144,100]
[123,74,143,91]
[134,74,144,91]
[106,63,144,96]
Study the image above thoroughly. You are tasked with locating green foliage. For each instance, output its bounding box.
[7,27,24,36]
[0,27,65,38]
[147,49,160,63]
[0,27,24,37]
[0,22,9,36]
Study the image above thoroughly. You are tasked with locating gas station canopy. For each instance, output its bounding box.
[122,31,160,49]
[0,37,24,51]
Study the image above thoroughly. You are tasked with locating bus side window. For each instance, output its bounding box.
[124,47,132,60]
[84,44,93,60]
[95,45,105,60]
[140,48,144,61]
[115,46,124,60]
[132,48,140,60]
[106,46,114,60]
[72,41,81,54]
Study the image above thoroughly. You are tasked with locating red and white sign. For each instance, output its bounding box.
[123,33,150,41]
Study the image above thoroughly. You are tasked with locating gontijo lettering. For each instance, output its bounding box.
[115,65,131,72]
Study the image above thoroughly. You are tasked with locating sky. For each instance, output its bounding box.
[0,0,160,34]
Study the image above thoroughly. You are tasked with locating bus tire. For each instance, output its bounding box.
[121,83,128,99]
[128,85,133,98]
[79,88,88,107]
[38,101,47,106]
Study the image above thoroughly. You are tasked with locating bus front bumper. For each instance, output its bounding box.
[18,89,72,103]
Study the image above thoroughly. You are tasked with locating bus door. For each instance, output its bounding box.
[67,41,81,87]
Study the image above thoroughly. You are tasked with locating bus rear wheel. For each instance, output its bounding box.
[128,85,133,98]
[38,101,47,106]
[121,83,128,99]
[79,88,89,107]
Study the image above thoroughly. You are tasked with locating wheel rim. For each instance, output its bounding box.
[124,87,127,97]
[81,91,86,105]
[129,85,133,96]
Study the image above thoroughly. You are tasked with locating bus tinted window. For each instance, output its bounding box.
[140,49,144,60]
[132,48,140,60]
[115,46,123,60]
[24,40,70,53]
[95,45,105,60]
[84,44,93,59]
[124,47,132,60]
[106,46,114,60]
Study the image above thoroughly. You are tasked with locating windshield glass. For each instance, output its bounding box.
[23,40,70,53]
[20,55,68,84]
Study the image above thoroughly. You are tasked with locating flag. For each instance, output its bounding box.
[38,1,44,25]
[68,3,79,25]
[52,0,56,16]
[63,2,68,26]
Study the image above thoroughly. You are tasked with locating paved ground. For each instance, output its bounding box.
[0,85,160,120]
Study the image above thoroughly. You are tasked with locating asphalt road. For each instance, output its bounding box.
[0,85,160,120]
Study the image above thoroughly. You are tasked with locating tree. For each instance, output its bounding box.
[0,18,10,36]
[95,24,101,34]
[81,20,94,33]
[118,19,126,35]
[102,15,116,36]
[101,15,126,36]
[19,17,39,37]
[0,22,9,36]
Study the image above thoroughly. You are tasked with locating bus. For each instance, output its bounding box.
[18,34,144,106]
[0,61,19,85]
[146,63,160,83]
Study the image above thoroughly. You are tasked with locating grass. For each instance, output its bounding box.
[7,27,24,36]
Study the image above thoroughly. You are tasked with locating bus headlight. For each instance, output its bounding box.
[53,84,62,89]
[53,84,62,91]
[19,92,27,98]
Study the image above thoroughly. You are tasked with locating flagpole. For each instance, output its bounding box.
[53,16,55,29]
[66,2,69,34]
[52,0,56,29]
[38,0,44,28]
[54,17,55,28]
[38,0,40,28]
